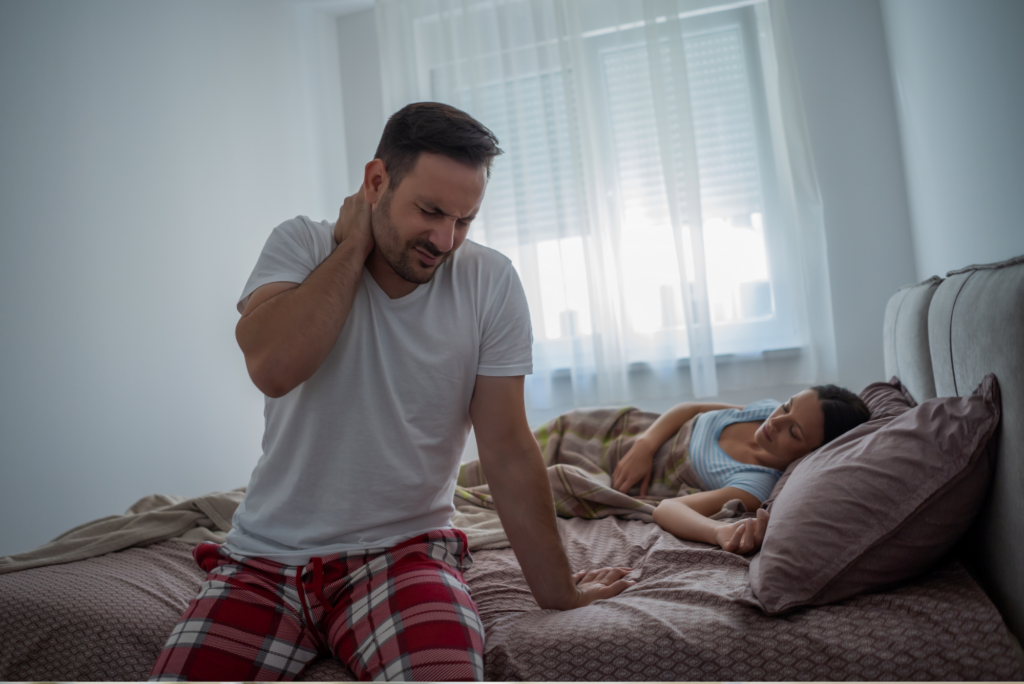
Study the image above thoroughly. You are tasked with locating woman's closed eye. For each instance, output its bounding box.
[783,402,802,440]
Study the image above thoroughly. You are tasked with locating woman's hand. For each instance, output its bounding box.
[612,438,656,496]
[714,508,770,555]
[570,567,636,608]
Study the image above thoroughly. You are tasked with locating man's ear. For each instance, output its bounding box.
[363,159,389,204]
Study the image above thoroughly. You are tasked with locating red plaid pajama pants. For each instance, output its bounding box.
[149,529,484,682]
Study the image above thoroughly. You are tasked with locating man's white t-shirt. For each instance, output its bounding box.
[224,216,533,565]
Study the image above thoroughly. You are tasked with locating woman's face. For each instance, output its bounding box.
[754,389,826,469]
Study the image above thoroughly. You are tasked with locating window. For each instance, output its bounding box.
[587,8,802,358]
[378,0,835,405]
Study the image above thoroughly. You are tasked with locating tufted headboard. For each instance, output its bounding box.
[883,254,1024,644]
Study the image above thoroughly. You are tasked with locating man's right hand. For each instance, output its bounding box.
[238,188,379,398]
[334,184,375,260]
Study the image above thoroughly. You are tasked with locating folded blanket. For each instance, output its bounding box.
[0,488,515,574]
[456,406,703,521]
[0,489,246,575]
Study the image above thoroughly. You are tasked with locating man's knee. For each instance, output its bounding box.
[332,546,485,681]
[150,572,318,682]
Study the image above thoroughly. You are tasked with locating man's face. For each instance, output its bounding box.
[371,152,487,285]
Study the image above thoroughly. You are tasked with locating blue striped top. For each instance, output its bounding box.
[689,399,783,503]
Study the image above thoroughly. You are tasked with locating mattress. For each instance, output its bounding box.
[0,516,1019,681]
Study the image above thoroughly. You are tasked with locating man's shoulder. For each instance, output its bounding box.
[265,215,335,264]
[452,239,514,275]
[447,241,522,304]
[272,215,334,242]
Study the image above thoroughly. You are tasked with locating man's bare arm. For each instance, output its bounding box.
[469,375,634,610]
[236,189,374,397]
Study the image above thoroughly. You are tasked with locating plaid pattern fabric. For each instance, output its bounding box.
[149,529,483,682]
[456,407,704,521]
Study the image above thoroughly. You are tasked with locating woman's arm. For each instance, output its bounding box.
[611,402,739,495]
[653,488,769,554]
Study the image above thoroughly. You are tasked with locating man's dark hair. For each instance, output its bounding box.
[374,102,503,191]
[811,384,871,445]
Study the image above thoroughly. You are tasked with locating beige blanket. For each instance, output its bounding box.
[0,490,245,574]
[457,406,704,519]
[0,488,514,574]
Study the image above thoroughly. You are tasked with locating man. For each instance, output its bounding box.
[150,102,632,682]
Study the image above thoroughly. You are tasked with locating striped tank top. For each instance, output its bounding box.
[688,399,783,503]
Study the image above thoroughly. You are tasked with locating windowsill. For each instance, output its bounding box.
[538,343,804,378]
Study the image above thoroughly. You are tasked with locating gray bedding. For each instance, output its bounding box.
[1,516,1019,681]
[475,516,1021,680]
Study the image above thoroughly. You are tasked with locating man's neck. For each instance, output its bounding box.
[366,251,419,300]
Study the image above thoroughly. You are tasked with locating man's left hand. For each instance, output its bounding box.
[570,567,636,608]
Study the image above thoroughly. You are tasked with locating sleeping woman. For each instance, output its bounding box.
[611,385,869,555]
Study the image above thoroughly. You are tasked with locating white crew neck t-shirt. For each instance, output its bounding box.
[225,216,533,565]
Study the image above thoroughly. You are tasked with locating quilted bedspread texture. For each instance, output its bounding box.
[1,514,1020,681]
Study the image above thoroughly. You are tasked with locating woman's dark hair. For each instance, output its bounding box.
[811,384,871,445]
[374,102,503,191]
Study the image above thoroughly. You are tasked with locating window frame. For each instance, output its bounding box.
[414,1,806,371]
[580,4,803,360]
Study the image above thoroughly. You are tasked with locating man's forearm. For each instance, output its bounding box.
[482,438,578,610]
[237,240,366,397]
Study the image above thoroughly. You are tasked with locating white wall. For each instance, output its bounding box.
[0,0,342,557]
[336,8,386,193]
[881,0,1024,280]
[784,0,919,393]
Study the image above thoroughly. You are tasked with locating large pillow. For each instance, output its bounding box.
[746,374,1001,614]
[860,375,918,420]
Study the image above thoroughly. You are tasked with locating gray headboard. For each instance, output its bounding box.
[883,254,1024,644]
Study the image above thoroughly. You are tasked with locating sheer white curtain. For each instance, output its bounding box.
[376,0,836,411]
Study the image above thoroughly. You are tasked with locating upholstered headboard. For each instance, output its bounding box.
[883,255,1024,644]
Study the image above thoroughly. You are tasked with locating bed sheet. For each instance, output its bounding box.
[471,516,1022,680]
[0,541,353,681]
[0,518,1020,681]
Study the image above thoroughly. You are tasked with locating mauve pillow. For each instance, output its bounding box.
[860,376,918,420]
[747,374,1001,614]
[761,377,918,511]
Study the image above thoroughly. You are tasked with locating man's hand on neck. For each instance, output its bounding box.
[333,184,375,260]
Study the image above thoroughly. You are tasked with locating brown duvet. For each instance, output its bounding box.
[0,516,1020,681]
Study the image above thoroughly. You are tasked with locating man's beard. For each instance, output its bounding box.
[371,190,453,285]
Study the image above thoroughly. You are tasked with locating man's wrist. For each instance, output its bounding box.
[331,234,373,267]
[541,582,582,611]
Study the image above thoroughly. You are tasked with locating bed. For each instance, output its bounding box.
[2,254,1023,681]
